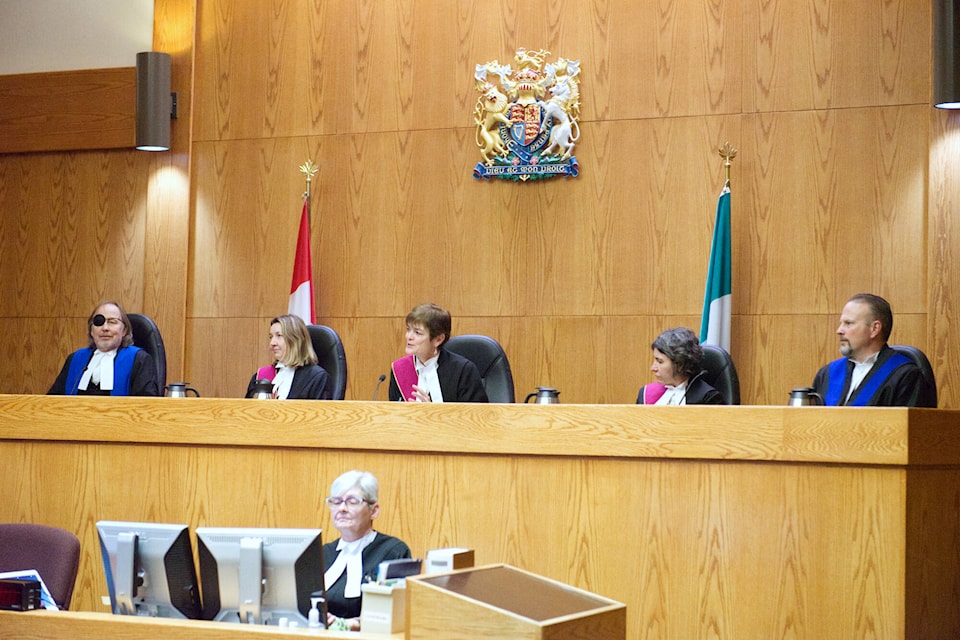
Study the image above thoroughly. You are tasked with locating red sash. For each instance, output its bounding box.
[643,383,667,405]
[257,365,277,382]
[391,355,418,402]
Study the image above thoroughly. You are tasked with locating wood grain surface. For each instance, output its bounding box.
[0,68,137,153]
[2,395,954,465]
[406,565,626,640]
[3,398,959,638]
[1,2,957,638]
[0,0,953,410]
[0,610,399,640]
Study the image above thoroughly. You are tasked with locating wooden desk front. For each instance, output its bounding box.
[1,396,958,639]
[0,610,400,640]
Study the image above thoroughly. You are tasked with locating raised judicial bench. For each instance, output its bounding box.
[1,395,959,639]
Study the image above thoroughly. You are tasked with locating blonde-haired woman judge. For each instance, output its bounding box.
[245,314,331,399]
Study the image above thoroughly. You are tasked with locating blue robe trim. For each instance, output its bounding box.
[64,346,141,396]
[824,352,910,406]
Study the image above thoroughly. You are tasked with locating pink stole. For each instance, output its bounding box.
[391,355,418,402]
[642,382,667,405]
[257,365,277,382]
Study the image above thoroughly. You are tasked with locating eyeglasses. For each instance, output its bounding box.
[325,496,373,508]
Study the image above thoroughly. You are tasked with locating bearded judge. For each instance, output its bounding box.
[811,293,931,407]
[48,301,160,396]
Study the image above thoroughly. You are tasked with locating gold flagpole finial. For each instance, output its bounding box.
[299,160,319,201]
[718,142,737,185]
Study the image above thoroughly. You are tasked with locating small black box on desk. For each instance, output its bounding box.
[0,578,42,611]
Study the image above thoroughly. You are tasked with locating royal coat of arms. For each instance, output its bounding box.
[473,48,581,181]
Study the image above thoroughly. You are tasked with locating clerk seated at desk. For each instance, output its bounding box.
[323,470,411,631]
[48,301,159,396]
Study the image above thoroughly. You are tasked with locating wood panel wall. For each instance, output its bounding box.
[1,0,955,408]
[0,68,137,153]
[0,0,195,390]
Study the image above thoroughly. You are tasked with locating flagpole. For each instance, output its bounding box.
[289,160,319,325]
[717,141,737,187]
[299,159,319,225]
[718,141,737,186]
[700,142,736,351]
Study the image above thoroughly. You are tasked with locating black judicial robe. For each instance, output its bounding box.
[244,364,331,400]
[388,348,488,403]
[322,533,411,620]
[811,345,927,407]
[636,374,725,405]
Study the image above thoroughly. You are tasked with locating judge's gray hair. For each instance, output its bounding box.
[329,470,379,503]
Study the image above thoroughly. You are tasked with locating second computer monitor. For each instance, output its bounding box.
[195,526,325,625]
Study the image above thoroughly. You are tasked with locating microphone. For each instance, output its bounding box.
[372,374,386,401]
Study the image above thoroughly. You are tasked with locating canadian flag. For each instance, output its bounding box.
[288,201,315,324]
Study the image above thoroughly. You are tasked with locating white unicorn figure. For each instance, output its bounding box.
[539,59,581,161]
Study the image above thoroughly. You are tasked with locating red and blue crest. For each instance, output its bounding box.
[473,49,581,182]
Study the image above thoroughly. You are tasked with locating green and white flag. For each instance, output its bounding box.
[699,183,731,351]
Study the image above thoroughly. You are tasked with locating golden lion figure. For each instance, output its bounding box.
[474,83,511,165]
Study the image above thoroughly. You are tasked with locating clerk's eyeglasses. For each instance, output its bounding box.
[325,495,373,508]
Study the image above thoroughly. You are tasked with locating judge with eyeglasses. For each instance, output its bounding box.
[322,470,411,630]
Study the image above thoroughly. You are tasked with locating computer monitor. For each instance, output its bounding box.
[376,558,423,582]
[195,527,325,625]
[96,520,202,619]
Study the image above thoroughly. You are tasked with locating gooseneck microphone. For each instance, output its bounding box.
[372,374,387,400]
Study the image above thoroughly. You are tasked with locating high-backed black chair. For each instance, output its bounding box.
[444,334,515,403]
[308,324,348,400]
[0,523,81,609]
[127,313,166,390]
[890,344,938,408]
[699,344,741,405]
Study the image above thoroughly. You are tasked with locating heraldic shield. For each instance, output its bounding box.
[473,48,581,182]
